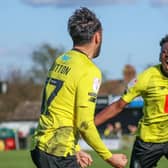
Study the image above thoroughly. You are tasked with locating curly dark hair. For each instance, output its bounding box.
[160,35,168,47]
[68,7,102,46]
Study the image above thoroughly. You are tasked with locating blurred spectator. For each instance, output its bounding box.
[128,125,137,135]
[18,130,27,149]
[103,123,114,138]
[114,122,122,138]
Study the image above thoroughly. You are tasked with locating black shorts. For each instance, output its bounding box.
[30,147,80,168]
[130,137,168,168]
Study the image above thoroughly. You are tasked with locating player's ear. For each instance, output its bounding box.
[94,31,101,45]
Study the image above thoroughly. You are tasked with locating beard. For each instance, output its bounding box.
[93,41,102,58]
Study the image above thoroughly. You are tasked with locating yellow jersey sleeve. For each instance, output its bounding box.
[122,72,148,103]
[76,69,112,160]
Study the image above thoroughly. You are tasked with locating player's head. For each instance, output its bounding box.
[68,7,102,58]
[159,35,168,76]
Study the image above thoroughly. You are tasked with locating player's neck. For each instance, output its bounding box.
[72,47,88,57]
[73,45,94,59]
[160,65,168,77]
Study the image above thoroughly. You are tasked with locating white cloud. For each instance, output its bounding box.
[22,0,168,8]
[22,0,136,7]
[150,0,168,7]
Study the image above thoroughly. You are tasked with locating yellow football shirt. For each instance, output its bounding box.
[31,49,112,160]
[122,64,168,143]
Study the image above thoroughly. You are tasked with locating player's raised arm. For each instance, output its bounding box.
[95,98,128,126]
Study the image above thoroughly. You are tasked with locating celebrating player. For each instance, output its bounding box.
[95,35,168,168]
[30,7,127,168]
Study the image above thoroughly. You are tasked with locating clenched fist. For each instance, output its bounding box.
[106,153,128,168]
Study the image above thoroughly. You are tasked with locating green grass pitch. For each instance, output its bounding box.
[0,149,167,168]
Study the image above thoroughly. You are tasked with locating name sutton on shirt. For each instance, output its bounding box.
[50,63,71,75]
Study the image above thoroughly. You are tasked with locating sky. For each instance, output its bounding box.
[1,0,168,80]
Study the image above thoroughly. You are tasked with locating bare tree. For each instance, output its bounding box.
[30,44,64,83]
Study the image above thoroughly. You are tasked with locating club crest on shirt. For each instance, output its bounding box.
[93,78,101,93]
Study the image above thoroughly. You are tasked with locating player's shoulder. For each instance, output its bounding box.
[138,65,159,77]
[140,64,160,77]
[66,49,101,76]
[144,64,160,73]
[70,50,101,75]
[88,62,101,78]
[90,61,101,71]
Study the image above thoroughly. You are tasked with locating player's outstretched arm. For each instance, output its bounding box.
[95,98,127,126]
[106,154,128,168]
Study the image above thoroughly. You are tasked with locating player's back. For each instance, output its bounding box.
[40,49,97,127]
[31,49,100,156]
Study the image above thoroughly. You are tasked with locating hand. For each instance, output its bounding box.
[106,153,128,168]
[76,150,93,168]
